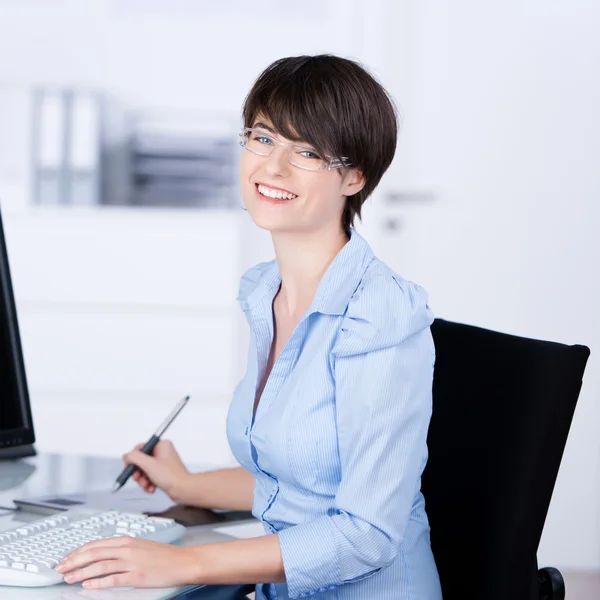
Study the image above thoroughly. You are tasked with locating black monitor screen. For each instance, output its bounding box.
[0,309,24,431]
[0,206,34,453]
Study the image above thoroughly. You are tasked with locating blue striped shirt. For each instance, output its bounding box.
[226,229,442,600]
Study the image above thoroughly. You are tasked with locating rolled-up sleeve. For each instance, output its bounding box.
[278,275,436,598]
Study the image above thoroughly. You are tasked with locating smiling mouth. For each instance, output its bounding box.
[256,183,298,200]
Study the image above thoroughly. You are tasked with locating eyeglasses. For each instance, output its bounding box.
[239,127,351,172]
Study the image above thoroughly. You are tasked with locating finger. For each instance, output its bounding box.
[123,443,145,463]
[138,474,152,488]
[63,559,127,585]
[81,572,132,590]
[123,450,155,474]
[58,538,133,570]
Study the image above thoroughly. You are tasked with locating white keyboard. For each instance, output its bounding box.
[0,507,187,587]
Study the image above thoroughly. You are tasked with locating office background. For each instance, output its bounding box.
[0,0,598,583]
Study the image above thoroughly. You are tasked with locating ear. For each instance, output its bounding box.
[341,168,366,197]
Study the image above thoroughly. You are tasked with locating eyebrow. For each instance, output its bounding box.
[250,122,318,151]
[252,121,277,134]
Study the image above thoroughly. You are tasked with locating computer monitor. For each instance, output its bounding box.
[0,206,35,458]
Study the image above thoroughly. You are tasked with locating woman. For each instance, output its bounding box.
[57,55,442,600]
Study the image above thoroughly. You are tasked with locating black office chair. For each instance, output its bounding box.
[423,318,590,600]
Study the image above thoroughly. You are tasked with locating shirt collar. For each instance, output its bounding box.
[238,228,375,317]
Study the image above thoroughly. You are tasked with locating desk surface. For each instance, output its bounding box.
[0,453,258,600]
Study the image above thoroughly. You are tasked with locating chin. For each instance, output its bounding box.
[242,196,297,233]
[246,210,299,233]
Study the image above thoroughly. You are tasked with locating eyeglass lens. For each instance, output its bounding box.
[242,130,328,171]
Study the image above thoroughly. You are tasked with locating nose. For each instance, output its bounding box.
[264,145,291,177]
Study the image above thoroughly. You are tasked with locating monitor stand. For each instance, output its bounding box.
[0,444,36,459]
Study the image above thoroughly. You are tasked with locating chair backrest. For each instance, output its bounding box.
[422,319,590,600]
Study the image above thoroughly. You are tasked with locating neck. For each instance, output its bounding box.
[270,225,350,317]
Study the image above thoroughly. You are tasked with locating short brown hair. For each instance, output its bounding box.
[242,55,399,232]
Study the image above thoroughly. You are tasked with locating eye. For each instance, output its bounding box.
[298,149,322,160]
[251,133,274,145]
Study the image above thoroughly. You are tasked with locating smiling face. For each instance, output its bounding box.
[239,118,364,236]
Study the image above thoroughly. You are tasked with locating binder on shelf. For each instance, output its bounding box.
[66,91,101,206]
[33,89,67,205]
[32,88,102,206]
[0,86,34,211]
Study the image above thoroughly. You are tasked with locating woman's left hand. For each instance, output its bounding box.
[56,537,201,589]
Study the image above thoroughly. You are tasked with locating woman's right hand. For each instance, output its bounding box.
[122,440,190,502]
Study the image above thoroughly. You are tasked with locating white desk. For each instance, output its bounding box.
[0,453,259,600]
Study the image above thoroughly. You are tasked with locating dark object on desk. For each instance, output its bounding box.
[147,505,254,528]
[423,318,590,600]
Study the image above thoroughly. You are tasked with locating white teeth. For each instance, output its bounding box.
[257,184,297,200]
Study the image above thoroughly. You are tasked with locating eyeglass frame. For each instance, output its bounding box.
[239,127,352,172]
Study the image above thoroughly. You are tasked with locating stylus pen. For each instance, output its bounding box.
[110,395,190,493]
